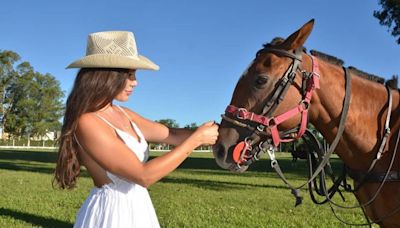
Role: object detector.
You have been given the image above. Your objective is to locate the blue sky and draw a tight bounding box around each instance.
[1,1,399,126]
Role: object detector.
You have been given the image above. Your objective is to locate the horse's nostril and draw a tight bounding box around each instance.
[217,144,226,159]
[213,144,226,160]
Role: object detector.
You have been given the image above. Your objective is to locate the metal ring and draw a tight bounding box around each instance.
[236,108,247,120]
[299,100,310,110]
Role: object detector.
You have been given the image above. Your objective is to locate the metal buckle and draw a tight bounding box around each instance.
[236,108,247,120]
[299,100,310,110]
[256,125,265,132]
[268,117,276,127]
[311,71,321,78]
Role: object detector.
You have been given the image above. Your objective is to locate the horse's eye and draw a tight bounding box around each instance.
[255,76,268,87]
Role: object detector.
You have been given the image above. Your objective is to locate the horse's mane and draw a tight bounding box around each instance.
[261,38,394,87]
[310,50,344,66]
[386,75,398,89]
[348,66,385,84]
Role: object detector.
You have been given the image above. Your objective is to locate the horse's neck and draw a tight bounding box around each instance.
[309,61,400,170]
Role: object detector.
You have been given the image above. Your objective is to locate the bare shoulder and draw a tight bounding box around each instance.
[119,106,149,125]
[76,112,115,140]
[77,113,103,132]
[119,106,169,142]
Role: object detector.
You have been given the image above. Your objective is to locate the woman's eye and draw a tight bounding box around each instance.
[255,77,268,86]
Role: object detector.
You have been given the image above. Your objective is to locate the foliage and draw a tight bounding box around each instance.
[0,51,20,127]
[0,149,374,227]
[0,50,64,139]
[156,118,179,128]
[374,0,400,44]
[184,122,198,130]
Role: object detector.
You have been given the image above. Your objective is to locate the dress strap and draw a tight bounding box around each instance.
[94,113,119,131]
[116,106,132,122]
[116,106,145,140]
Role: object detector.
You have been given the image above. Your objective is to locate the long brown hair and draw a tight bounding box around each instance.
[54,68,130,189]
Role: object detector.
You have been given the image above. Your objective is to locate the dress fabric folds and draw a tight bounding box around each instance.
[74,107,160,228]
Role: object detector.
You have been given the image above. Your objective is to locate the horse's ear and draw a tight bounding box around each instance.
[280,19,314,50]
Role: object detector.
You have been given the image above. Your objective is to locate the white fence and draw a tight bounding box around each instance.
[0,146,57,150]
[0,146,212,152]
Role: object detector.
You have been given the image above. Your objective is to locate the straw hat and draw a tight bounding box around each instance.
[67,31,159,70]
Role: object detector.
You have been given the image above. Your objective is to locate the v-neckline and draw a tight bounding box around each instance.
[114,121,142,143]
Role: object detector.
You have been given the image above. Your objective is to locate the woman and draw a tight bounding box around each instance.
[54,31,219,227]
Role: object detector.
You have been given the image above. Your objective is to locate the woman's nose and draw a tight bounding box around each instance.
[130,80,138,87]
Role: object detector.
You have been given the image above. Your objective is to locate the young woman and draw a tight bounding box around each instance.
[54,31,219,228]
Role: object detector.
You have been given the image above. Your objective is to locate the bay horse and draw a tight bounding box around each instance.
[213,19,400,227]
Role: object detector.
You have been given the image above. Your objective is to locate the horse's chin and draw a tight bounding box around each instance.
[214,156,249,173]
[229,164,249,173]
[213,143,249,173]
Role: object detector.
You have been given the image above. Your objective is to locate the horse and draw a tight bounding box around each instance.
[213,19,400,227]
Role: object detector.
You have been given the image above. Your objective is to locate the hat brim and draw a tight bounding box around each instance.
[66,54,159,71]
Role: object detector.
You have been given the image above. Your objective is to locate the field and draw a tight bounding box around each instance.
[0,149,376,227]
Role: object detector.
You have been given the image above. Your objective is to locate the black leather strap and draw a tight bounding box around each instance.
[347,167,400,182]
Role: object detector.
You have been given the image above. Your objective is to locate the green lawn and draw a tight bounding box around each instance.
[0,149,376,227]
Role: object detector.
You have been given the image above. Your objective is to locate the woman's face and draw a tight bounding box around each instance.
[114,70,137,102]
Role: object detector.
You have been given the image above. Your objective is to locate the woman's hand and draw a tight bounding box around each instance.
[190,121,219,147]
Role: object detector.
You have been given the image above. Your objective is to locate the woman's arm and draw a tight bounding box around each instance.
[76,113,218,188]
[121,107,196,145]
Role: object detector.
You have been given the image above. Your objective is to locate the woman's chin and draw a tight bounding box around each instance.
[114,96,129,102]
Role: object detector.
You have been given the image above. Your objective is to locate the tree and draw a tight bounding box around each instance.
[374,0,400,44]
[184,122,198,130]
[154,119,179,150]
[156,119,179,128]
[0,50,20,138]
[3,60,64,144]
[3,61,34,139]
[29,72,64,140]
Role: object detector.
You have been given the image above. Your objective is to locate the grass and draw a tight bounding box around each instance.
[0,149,377,227]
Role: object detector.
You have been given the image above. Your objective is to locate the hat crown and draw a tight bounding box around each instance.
[66,30,159,70]
[86,31,139,60]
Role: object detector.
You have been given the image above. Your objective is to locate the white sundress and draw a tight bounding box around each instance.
[74,106,160,228]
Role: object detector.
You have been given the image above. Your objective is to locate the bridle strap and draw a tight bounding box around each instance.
[302,67,352,187]
[261,47,303,116]
[262,47,303,61]
[224,53,321,147]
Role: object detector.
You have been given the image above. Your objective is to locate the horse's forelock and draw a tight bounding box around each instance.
[258,37,307,55]
[263,37,285,48]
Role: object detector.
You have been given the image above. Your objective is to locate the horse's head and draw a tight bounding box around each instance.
[213,19,317,172]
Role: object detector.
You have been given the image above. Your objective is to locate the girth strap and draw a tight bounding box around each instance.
[347,168,400,182]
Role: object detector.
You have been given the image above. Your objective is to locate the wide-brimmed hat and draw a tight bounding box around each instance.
[67,31,159,70]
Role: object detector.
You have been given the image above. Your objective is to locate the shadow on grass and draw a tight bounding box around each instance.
[159,176,290,191]
[151,155,344,175]
[0,161,55,174]
[0,150,57,163]
[0,208,72,228]
[0,150,91,177]
[0,150,343,178]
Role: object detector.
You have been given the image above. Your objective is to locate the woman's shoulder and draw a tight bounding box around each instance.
[118,106,153,126]
[77,112,109,133]
[78,112,99,125]
[118,106,142,120]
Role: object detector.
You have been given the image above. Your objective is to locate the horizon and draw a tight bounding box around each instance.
[1,0,399,126]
